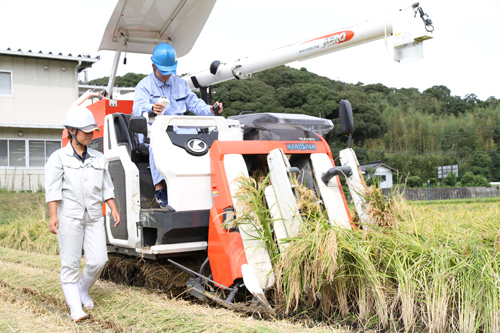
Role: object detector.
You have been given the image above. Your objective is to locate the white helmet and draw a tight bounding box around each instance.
[64,106,100,132]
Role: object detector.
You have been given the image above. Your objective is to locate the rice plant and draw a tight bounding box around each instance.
[0,195,58,255]
[2,175,499,332]
[230,172,500,332]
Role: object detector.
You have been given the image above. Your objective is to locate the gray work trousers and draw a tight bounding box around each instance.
[58,210,108,284]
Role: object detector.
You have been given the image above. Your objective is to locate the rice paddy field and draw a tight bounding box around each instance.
[0,190,499,332]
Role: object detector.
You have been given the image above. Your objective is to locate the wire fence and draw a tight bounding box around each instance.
[0,171,45,192]
[381,186,500,201]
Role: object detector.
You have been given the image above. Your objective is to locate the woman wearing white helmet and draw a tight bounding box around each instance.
[45,105,120,321]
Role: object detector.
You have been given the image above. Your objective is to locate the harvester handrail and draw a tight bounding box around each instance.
[152,115,240,134]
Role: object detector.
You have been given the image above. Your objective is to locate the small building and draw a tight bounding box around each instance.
[359,161,398,189]
[0,48,99,191]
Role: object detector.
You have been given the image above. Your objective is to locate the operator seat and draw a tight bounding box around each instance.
[111,113,149,163]
[111,113,156,208]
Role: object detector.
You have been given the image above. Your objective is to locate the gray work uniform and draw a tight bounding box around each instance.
[45,143,115,283]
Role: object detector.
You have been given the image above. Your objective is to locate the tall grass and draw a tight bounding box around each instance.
[233,174,500,332]
[2,180,499,331]
[0,194,57,255]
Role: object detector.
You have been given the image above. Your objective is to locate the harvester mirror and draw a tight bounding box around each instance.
[339,99,354,136]
[128,116,148,136]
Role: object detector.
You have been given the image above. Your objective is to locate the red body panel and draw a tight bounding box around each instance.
[208,206,248,287]
[62,99,134,146]
[61,100,134,215]
[208,137,354,287]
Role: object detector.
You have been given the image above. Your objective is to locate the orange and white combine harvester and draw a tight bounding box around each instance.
[71,0,434,312]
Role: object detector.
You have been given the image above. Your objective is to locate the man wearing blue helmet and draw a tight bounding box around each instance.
[133,43,223,208]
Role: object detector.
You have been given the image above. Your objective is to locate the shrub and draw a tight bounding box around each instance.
[407,176,422,188]
[460,172,475,187]
[473,174,490,187]
[443,171,457,186]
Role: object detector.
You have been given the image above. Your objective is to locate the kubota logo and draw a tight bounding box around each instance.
[186,138,208,155]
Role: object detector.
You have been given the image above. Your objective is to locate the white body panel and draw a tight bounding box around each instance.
[241,264,275,314]
[310,153,351,229]
[104,114,243,253]
[150,116,241,211]
[223,154,274,290]
[136,242,207,255]
[104,115,142,249]
[266,149,301,251]
[264,185,285,252]
[339,148,372,228]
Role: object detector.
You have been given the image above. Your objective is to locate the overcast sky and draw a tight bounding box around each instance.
[0,0,498,100]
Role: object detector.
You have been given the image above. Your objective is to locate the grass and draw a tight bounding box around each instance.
[1,190,500,332]
[0,193,348,332]
[231,175,500,332]
[0,192,57,255]
[0,192,48,225]
[0,247,338,333]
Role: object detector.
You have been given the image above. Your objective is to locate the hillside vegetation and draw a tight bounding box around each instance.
[89,66,500,184]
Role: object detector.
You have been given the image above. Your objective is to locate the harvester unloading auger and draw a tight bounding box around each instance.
[71,0,434,314]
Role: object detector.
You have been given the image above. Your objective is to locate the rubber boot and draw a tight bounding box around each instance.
[62,282,89,322]
[79,269,97,310]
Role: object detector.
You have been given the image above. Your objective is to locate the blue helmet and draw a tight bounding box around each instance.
[151,43,177,75]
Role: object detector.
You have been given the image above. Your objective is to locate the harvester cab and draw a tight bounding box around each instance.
[72,0,434,313]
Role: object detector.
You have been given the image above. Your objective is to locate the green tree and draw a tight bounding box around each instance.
[468,152,492,179]
[442,171,457,187]
[363,83,391,95]
[473,174,489,186]
[460,172,475,187]
[407,176,422,188]
[87,72,147,87]
[490,152,500,181]
[423,85,451,101]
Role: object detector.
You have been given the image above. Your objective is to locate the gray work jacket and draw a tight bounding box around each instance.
[45,143,115,219]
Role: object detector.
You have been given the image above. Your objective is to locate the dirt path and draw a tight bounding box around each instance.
[0,247,346,333]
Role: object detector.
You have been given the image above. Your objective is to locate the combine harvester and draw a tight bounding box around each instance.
[71,0,434,313]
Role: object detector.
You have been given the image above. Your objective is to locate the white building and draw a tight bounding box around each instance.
[360,161,398,189]
[0,48,99,191]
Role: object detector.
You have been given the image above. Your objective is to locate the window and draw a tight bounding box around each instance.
[0,71,13,96]
[29,141,45,167]
[46,141,60,162]
[0,139,61,168]
[0,140,6,167]
[9,140,25,167]
[380,175,387,182]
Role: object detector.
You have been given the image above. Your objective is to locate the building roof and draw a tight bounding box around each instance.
[0,48,99,73]
[359,160,398,172]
